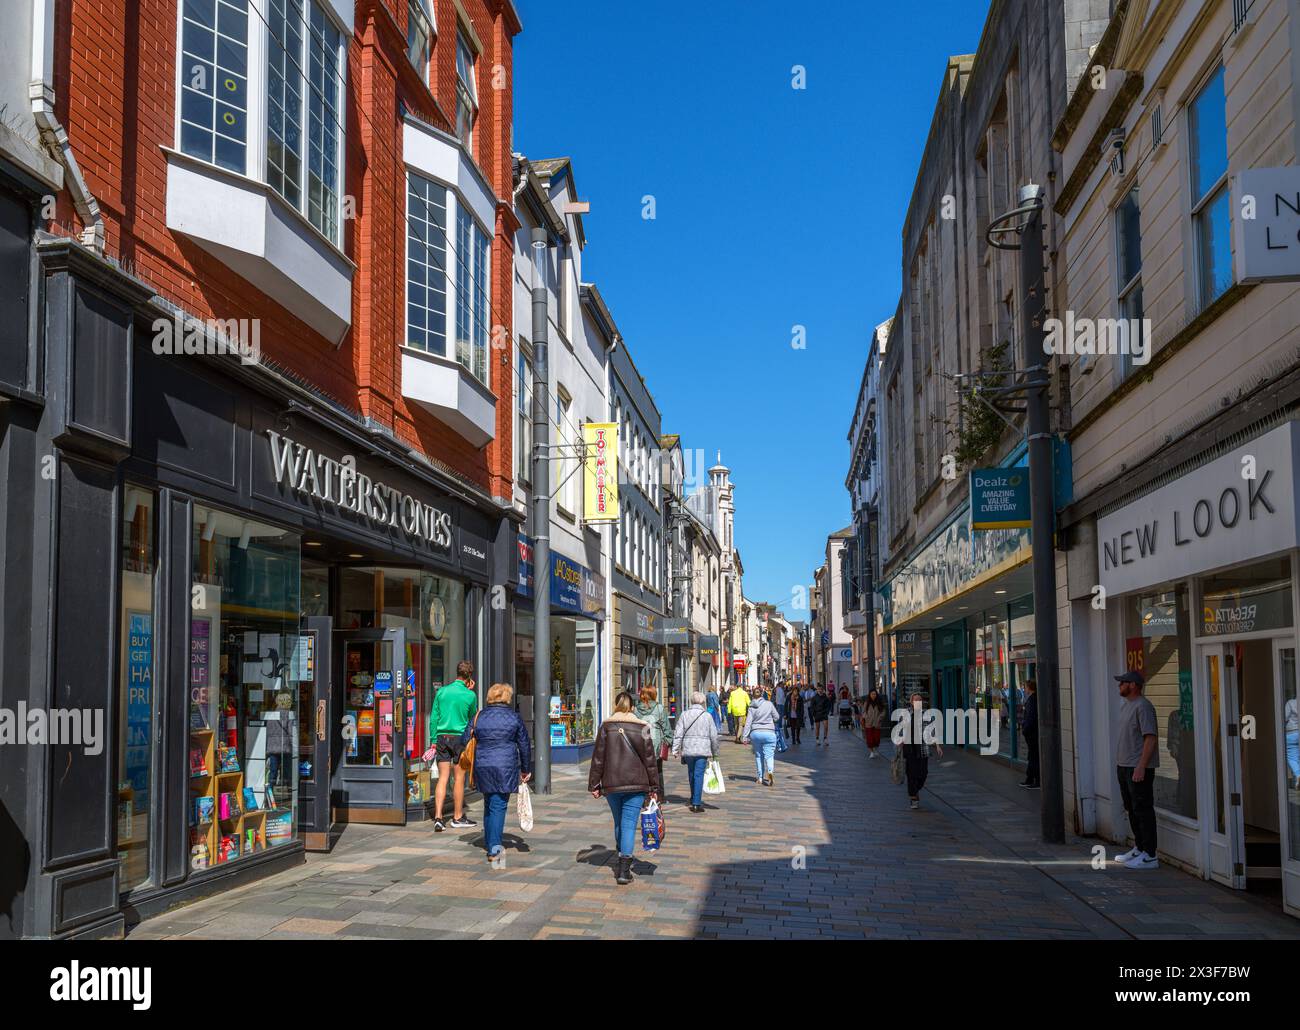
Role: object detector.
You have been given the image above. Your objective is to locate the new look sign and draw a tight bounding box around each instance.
[1096,422,1300,596]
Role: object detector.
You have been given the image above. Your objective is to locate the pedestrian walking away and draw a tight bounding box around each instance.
[635,685,672,795]
[1113,670,1160,870]
[742,690,780,786]
[727,683,751,743]
[672,692,720,812]
[862,689,885,757]
[1020,679,1040,789]
[787,686,804,744]
[461,683,532,862]
[706,686,722,730]
[810,687,832,746]
[901,692,943,809]
[588,691,661,886]
[429,660,479,831]
[837,686,853,730]
[722,686,736,737]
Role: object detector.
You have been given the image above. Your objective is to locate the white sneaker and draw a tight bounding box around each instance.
[1112,847,1141,866]
[1126,851,1159,870]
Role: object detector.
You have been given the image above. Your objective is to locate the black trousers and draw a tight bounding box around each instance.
[1023,730,1040,786]
[905,755,929,797]
[1117,764,1158,857]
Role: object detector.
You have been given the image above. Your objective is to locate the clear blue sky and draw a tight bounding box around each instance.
[514,0,992,613]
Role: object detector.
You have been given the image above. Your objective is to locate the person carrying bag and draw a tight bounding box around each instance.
[672,691,720,813]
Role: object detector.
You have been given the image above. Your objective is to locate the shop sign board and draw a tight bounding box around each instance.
[1234,167,1300,284]
[1096,422,1299,596]
[582,422,619,524]
[970,467,1031,530]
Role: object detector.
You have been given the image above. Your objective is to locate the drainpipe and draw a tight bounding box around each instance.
[29,0,104,252]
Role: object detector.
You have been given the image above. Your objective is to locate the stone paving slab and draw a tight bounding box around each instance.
[127,724,1300,940]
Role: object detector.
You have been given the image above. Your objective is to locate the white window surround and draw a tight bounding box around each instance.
[403,116,497,233]
[164,147,354,343]
[401,346,496,446]
[167,0,353,344]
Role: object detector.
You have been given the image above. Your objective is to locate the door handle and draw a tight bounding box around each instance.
[316,700,326,741]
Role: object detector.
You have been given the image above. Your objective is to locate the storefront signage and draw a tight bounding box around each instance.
[970,467,1031,530]
[266,430,454,552]
[517,534,604,618]
[552,555,585,613]
[1200,578,1293,636]
[1096,422,1299,596]
[582,422,619,524]
[620,601,661,644]
[661,618,691,646]
[1233,167,1300,284]
[698,634,720,658]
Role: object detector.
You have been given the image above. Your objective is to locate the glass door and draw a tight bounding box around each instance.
[1203,643,1246,888]
[331,628,407,821]
[1274,643,1300,915]
[295,617,333,849]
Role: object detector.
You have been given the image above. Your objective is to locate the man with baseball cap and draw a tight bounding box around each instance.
[1113,669,1159,869]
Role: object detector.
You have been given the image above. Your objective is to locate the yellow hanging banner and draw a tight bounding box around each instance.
[582,422,619,524]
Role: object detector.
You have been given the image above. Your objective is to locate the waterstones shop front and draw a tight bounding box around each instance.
[0,244,515,937]
[881,499,1038,767]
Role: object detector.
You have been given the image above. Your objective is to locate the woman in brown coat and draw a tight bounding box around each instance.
[589,691,661,885]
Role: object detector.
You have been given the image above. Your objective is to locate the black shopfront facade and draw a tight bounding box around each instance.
[0,236,517,938]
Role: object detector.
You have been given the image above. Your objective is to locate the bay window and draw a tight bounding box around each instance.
[455,202,490,383]
[179,0,250,174]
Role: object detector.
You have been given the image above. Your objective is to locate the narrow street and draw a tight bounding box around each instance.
[129,729,1300,941]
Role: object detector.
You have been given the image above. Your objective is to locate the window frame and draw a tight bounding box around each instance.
[516,337,533,486]
[1187,64,1232,312]
[1114,185,1143,381]
[455,26,478,152]
[406,0,434,85]
[404,168,450,356]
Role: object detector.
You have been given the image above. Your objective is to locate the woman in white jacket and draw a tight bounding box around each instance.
[672,692,720,813]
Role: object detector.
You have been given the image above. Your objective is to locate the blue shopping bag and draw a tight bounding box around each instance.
[776,726,789,753]
[640,798,664,851]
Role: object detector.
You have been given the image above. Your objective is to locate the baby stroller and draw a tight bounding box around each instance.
[837,700,853,730]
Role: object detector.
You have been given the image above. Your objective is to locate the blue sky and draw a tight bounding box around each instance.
[514,0,992,613]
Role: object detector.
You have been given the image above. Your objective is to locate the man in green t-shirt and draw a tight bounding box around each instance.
[431,660,479,831]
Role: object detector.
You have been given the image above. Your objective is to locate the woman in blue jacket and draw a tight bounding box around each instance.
[461,683,532,861]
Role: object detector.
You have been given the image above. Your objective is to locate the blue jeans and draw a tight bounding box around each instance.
[483,792,509,855]
[1287,730,1300,780]
[606,791,646,857]
[750,730,777,779]
[685,756,708,807]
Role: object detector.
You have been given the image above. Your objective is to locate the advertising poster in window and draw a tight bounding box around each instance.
[125,611,152,808]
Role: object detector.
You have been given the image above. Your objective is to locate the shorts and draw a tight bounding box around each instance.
[434,734,466,764]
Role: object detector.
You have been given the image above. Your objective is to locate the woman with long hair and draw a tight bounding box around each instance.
[589,691,660,885]
[862,688,886,758]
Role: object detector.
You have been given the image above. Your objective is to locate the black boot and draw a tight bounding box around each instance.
[615,856,633,885]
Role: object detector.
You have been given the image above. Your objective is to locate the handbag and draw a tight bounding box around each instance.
[516,781,534,832]
[458,713,481,788]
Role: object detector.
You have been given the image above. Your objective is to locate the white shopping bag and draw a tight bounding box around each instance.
[516,781,534,832]
[703,759,726,795]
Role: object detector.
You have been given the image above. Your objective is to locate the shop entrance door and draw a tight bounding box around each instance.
[296,616,335,850]
[332,628,407,824]
[1203,642,1248,888]
[1273,643,1300,916]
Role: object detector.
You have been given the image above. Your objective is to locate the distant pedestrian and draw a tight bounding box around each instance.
[787,687,804,744]
[810,687,832,746]
[722,686,736,737]
[727,683,751,743]
[672,692,719,812]
[706,686,722,730]
[862,689,885,757]
[462,683,532,862]
[837,686,853,730]
[901,692,943,810]
[742,690,781,786]
[589,691,661,886]
[635,686,672,791]
[1113,670,1159,870]
[1020,679,1040,789]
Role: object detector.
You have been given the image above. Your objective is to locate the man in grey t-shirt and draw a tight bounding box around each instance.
[1113,670,1160,869]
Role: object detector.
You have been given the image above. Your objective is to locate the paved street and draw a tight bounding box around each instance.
[128,727,1300,940]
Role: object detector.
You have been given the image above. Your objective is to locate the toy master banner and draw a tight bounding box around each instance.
[582,421,619,524]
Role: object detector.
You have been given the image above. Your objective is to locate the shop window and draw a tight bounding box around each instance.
[118,487,158,893]
[1122,584,1195,821]
[970,610,1008,753]
[190,506,301,870]
[543,617,599,746]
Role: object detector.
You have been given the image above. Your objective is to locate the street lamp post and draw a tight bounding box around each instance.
[530,227,552,796]
[985,183,1065,844]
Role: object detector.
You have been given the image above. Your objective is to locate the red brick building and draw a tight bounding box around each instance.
[0,0,526,937]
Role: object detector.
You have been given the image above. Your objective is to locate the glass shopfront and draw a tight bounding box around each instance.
[189,505,302,870]
[516,613,599,748]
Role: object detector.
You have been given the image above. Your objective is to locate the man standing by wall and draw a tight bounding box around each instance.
[1113,671,1159,870]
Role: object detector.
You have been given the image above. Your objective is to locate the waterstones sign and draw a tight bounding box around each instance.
[266,430,454,551]
[1096,422,1300,596]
